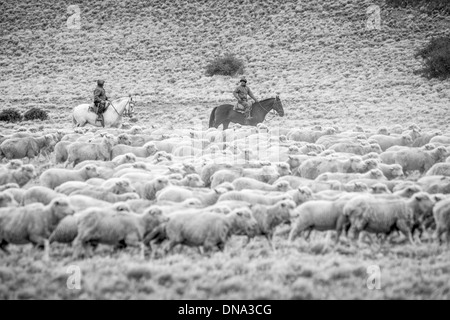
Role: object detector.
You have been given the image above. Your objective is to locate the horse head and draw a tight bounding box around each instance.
[272,95,284,117]
[124,95,135,117]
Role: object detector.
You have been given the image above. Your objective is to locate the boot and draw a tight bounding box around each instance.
[100,114,105,128]
[244,110,253,125]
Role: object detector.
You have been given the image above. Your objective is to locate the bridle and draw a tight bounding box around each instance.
[255,97,283,117]
[108,96,134,118]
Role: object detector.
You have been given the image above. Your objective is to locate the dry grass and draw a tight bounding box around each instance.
[1,0,450,300]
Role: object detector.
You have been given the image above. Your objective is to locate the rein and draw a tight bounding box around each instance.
[108,98,132,117]
[255,98,280,120]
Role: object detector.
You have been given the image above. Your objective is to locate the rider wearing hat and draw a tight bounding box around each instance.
[93,80,108,126]
[233,77,258,124]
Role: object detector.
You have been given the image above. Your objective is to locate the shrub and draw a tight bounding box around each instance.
[415,36,450,80]
[0,108,22,122]
[205,54,245,77]
[23,107,48,121]
[386,0,450,15]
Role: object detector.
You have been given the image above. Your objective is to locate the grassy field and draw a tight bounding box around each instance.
[1,0,450,300]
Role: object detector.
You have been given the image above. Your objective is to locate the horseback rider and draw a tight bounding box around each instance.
[233,77,258,124]
[93,80,108,125]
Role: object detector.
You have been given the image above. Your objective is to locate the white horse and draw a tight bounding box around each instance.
[72,96,135,128]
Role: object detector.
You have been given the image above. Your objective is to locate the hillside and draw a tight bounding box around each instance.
[0,0,450,130]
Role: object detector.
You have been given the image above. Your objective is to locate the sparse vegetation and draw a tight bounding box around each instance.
[23,108,49,121]
[0,108,22,123]
[1,0,450,300]
[386,0,450,15]
[415,36,450,80]
[205,54,245,77]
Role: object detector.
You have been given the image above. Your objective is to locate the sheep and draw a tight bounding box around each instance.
[343,181,370,193]
[145,199,203,216]
[54,140,72,164]
[40,165,100,189]
[65,135,116,168]
[0,191,18,208]
[0,159,23,172]
[380,146,448,174]
[157,186,230,206]
[369,135,413,151]
[218,190,292,206]
[413,131,442,148]
[73,206,167,258]
[241,166,280,184]
[342,192,434,244]
[22,186,65,206]
[430,135,450,145]
[289,198,351,243]
[200,163,234,187]
[287,128,336,143]
[71,189,140,203]
[0,135,56,161]
[0,183,20,192]
[0,198,75,260]
[0,164,36,187]
[286,155,311,172]
[426,163,450,177]
[232,178,292,192]
[111,142,158,159]
[134,176,170,200]
[418,176,450,194]
[144,207,258,254]
[210,169,242,188]
[298,156,367,180]
[393,184,423,198]
[169,174,204,188]
[56,178,135,196]
[378,163,404,180]
[369,183,392,194]
[328,142,382,156]
[433,198,450,245]
[249,200,296,251]
[49,202,133,245]
[316,169,387,184]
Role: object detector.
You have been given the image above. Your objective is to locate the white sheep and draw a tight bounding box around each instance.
[0,198,75,260]
[0,191,19,208]
[22,186,66,206]
[289,198,351,243]
[249,200,296,251]
[65,135,116,168]
[343,192,434,244]
[157,186,230,206]
[49,202,133,245]
[144,207,258,254]
[73,206,167,259]
[111,142,158,159]
[40,165,100,189]
[0,164,36,187]
[433,198,450,245]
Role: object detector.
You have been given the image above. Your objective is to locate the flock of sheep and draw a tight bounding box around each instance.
[1,122,450,261]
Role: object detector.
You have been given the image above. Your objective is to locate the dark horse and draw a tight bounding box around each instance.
[209,96,284,130]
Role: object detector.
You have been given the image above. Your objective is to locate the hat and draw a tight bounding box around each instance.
[239,77,247,83]
[97,80,105,85]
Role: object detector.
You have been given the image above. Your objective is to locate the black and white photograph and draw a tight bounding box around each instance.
[0,0,450,301]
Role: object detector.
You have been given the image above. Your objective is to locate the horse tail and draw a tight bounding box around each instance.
[209,107,217,128]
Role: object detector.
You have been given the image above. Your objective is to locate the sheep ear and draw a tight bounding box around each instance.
[236,210,243,216]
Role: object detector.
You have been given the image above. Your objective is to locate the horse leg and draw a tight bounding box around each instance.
[222,121,230,131]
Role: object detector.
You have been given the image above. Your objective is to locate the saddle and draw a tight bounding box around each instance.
[233,101,253,114]
[89,102,109,127]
